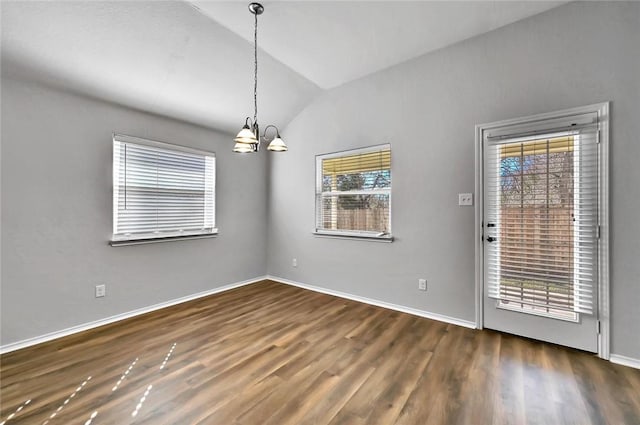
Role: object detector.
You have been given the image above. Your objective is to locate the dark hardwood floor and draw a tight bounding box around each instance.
[1,280,639,424]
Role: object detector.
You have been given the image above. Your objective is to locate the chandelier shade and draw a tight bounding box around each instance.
[267,137,288,152]
[233,141,256,154]
[234,124,258,144]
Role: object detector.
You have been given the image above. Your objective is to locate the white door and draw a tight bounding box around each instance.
[480,105,608,353]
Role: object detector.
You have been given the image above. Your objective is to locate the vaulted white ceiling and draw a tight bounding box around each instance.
[1,1,320,134]
[192,1,566,90]
[1,1,565,133]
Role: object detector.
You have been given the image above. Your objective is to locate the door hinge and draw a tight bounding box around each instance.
[596,225,601,240]
[597,320,601,334]
[596,129,601,144]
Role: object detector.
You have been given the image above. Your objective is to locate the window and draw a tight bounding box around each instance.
[111,134,216,245]
[315,144,392,240]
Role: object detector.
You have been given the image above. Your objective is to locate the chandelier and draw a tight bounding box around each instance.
[233,2,287,153]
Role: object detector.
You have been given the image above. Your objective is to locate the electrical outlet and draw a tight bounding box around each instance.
[292,258,297,268]
[458,193,473,206]
[95,284,106,298]
[418,279,427,291]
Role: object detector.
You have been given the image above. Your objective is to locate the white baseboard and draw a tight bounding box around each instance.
[0,276,267,354]
[610,354,640,370]
[268,275,477,329]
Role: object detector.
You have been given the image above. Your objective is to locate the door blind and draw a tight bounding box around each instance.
[112,135,216,242]
[485,123,599,315]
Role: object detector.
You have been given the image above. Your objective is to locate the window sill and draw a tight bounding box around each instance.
[312,231,393,243]
[110,233,218,246]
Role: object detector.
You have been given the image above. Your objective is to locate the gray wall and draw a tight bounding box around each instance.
[1,77,268,346]
[267,2,640,359]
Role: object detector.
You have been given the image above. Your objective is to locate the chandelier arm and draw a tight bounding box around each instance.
[262,124,280,141]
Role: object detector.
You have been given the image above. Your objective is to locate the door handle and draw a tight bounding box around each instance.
[487,236,497,243]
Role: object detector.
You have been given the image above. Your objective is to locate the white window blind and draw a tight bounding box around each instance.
[484,114,599,315]
[315,144,391,239]
[112,134,216,243]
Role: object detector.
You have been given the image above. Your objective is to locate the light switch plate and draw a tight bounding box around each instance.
[458,193,473,206]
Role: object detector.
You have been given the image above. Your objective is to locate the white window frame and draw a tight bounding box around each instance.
[111,134,217,246]
[314,144,393,242]
[475,102,610,359]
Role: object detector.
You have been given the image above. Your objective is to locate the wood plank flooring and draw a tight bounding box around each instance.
[1,280,639,424]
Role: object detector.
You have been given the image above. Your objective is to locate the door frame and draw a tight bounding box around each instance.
[474,102,610,359]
